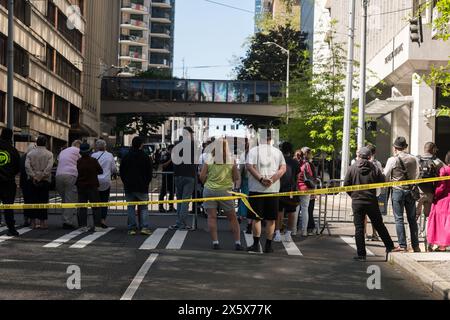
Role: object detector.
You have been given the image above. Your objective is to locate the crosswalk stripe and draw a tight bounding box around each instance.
[121,253,159,300]
[43,229,87,248]
[166,230,188,250]
[340,236,375,256]
[69,228,114,249]
[139,228,168,250]
[0,228,32,243]
[282,240,303,256]
[0,226,8,234]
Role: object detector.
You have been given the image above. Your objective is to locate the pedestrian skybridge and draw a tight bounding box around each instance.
[101,77,286,118]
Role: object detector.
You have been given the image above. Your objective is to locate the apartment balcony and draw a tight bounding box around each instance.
[120,19,148,30]
[120,35,148,46]
[121,2,149,14]
[147,63,171,69]
[119,51,148,62]
[149,30,171,39]
[151,0,172,9]
[149,46,171,54]
[150,12,171,24]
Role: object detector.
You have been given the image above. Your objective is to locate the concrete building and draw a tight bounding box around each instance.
[118,0,175,76]
[313,0,450,162]
[0,0,121,152]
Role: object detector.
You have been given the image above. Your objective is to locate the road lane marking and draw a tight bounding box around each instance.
[165,230,188,250]
[121,253,158,300]
[0,228,32,243]
[282,240,303,256]
[243,232,263,252]
[0,226,8,234]
[340,236,375,256]
[139,228,168,250]
[69,227,114,249]
[43,229,87,248]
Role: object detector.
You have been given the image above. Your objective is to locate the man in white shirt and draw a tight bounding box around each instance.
[246,130,286,254]
[91,139,117,228]
[56,140,81,229]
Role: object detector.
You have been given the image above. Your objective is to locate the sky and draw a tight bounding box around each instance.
[173,0,255,136]
[173,0,255,80]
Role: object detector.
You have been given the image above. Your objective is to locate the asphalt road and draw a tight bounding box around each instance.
[0,214,441,300]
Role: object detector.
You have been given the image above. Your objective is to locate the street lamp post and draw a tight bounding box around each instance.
[7,0,14,130]
[264,42,290,124]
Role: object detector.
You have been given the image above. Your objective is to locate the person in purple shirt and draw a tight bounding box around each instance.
[55,140,81,229]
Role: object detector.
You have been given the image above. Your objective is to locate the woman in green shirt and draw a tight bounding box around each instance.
[200,138,242,250]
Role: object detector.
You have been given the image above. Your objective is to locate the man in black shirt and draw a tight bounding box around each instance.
[274,142,300,243]
[170,127,197,230]
[0,128,21,236]
[344,147,400,261]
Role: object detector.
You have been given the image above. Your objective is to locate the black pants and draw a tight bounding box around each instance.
[99,188,110,220]
[307,198,316,230]
[77,188,101,227]
[21,180,33,220]
[159,175,174,206]
[29,181,50,220]
[0,181,17,230]
[352,202,394,257]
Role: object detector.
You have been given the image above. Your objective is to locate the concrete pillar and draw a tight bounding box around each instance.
[411,73,435,156]
[391,104,411,152]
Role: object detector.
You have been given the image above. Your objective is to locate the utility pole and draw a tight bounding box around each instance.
[340,0,356,181]
[286,49,290,124]
[7,0,14,130]
[357,0,368,150]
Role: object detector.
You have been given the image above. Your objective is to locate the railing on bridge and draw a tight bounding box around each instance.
[101,77,284,104]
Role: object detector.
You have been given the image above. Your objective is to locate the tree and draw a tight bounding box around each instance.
[423,0,450,97]
[233,24,309,128]
[114,114,168,144]
[279,23,359,178]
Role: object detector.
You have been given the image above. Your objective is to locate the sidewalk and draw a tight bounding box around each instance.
[389,252,450,300]
[327,222,450,300]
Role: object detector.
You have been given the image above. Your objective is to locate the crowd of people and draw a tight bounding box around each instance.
[1,126,449,259]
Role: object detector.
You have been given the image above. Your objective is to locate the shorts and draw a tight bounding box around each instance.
[278,196,299,213]
[248,192,279,221]
[202,188,235,212]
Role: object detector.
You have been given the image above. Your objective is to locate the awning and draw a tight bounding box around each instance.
[365,96,414,118]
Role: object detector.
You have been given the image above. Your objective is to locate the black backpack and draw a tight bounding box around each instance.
[417,156,439,192]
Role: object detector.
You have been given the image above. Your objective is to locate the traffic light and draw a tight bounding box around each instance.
[410,15,423,45]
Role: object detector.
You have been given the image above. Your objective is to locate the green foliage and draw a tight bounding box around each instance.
[233,24,309,128]
[280,27,359,162]
[115,114,168,138]
[136,69,174,80]
[423,0,450,96]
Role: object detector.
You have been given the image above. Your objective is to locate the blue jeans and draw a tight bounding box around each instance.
[125,192,150,230]
[392,189,419,249]
[175,176,195,228]
[297,195,311,233]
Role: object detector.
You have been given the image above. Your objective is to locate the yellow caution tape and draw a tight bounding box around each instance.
[1,176,449,212]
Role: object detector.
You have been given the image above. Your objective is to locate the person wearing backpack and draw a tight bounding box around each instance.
[384,137,421,252]
[416,142,445,220]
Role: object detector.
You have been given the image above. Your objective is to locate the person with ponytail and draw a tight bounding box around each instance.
[296,147,316,237]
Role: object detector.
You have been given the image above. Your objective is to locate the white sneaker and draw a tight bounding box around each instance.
[79,226,89,233]
[273,232,282,242]
[291,229,297,236]
[284,233,293,242]
[302,231,308,237]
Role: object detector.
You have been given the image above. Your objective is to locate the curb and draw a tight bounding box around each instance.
[389,253,450,300]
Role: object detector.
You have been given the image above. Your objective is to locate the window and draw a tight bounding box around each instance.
[47,0,56,26]
[0,0,31,26]
[14,44,29,77]
[0,91,5,123]
[55,95,69,123]
[46,44,55,71]
[0,33,6,66]
[57,10,83,52]
[43,89,53,116]
[55,52,81,91]
[13,98,27,128]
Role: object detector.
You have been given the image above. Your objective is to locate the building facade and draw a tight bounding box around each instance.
[118,0,175,76]
[0,0,120,152]
[313,0,450,162]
